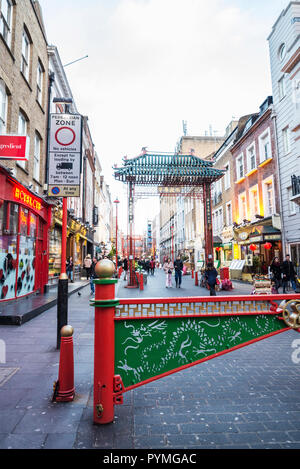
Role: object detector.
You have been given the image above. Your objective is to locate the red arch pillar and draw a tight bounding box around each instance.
[203,182,213,265]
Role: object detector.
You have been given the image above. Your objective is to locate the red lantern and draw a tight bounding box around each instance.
[264,242,272,250]
[249,244,257,252]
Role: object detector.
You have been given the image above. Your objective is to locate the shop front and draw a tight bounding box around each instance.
[0,168,51,301]
[234,219,282,274]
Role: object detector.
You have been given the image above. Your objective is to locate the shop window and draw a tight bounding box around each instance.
[17,231,35,297]
[0,201,17,300]
[9,202,18,234]
[29,212,36,238]
[19,207,28,235]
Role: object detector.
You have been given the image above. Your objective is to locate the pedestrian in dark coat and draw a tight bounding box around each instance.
[281,254,297,293]
[174,255,183,288]
[270,257,281,293]
[123,258,128,281]
[204,262,218,296]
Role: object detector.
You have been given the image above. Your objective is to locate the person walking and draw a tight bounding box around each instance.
[163,257,174,288]
[150,258,155,276]
[83,254,92,280]
[123,257,128,281]
[281,254,297,293]
[204,262,218,296]
[174,255,183,288]
[270,257,282,293]
[66,256,74,283]
[89,256,98,295]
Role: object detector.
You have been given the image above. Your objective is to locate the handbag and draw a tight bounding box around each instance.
[168,269,172,274]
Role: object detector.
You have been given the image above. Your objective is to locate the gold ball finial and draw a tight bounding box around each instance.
[95,259,116,278]
[61,325,74,337]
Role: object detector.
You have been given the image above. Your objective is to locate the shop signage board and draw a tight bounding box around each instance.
[48,113,82,197]
[0,135,29,161]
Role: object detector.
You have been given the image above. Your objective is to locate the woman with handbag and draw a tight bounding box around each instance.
[163,258,174,288]
[204,262,218,296]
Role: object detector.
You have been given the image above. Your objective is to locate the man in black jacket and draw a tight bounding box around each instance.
[174,255,183,288]
[281,254,296,293]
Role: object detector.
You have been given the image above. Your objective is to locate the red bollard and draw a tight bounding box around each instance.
[92,259,119,425]
[52,325,75,402]
[191,270,194,279]
[139,273,144,291]
[195,271,198,286]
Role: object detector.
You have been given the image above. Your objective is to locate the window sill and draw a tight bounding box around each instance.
[33,177,42,187]
[16,163,29,174]
[0,34,15,62]
[258,157,273,168]
[20,71,32,92]
[235,177,245,184]
[36,99,45,114]
[246,168,258,177]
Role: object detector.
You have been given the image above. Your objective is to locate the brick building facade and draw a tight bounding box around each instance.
[0,0,48,193]
[231,96,283,269]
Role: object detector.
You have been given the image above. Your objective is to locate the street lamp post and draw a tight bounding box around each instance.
[114,198,120,271]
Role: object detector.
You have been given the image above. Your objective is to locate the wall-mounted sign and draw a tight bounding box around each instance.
[239,231,249,240]
[48,113,82,197]
[0,135,29,161]
[14,187,41,211]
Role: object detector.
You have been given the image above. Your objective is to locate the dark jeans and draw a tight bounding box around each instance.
[209,283,216,296]
[90,276,95,294]
[175,270,182,286]
[283,278,296,293]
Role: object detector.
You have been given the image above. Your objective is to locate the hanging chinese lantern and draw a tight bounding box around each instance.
[249,244,257,252]
[263,242,272,250]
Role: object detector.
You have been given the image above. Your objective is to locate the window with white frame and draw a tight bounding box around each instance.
[34,132,41,181]
[246,143,256,172]
[18,110,28,169]
[36,60,44,105]
[249,185,259,221]
[288,187,296,215]
[262,176,275,217]
[278,76,286,100]
[0,79,8,134]
[236,154,244,180]
[224,162,230,190]
[282,126,290,155]
[238,192,247,223]
[0,0,12,47]
[21,28,30,81]
[226,201,232,226]
[259,128,271,162]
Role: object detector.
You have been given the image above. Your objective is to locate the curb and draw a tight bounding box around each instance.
[0,282,89,326]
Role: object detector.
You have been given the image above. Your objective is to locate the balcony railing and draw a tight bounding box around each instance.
[291,175,300,196]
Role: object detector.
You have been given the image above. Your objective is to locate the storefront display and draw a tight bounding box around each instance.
[0,168,51,301]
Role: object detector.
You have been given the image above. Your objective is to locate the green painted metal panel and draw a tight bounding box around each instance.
[115,315,288,388]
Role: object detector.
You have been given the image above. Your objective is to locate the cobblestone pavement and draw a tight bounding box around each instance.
[0,275,299,450]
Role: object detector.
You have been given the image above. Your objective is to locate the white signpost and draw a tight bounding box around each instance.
[48,113,82,197]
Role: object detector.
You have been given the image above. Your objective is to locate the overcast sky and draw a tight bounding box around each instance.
[38,0,289,234]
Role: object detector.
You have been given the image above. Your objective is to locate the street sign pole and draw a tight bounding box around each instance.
[57,197,68,349]
[47,111,82,349]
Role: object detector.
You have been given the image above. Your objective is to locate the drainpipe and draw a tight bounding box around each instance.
[271,109,286,256]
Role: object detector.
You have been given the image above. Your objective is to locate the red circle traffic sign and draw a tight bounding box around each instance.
[55,127,76,146]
